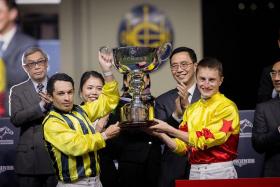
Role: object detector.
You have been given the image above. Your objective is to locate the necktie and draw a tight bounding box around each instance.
[188,91,192,103]
[37,83,44,93]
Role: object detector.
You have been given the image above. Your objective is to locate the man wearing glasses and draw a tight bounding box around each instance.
[9,47,57,187]
[155,47,200,187]
[252,58,280,177]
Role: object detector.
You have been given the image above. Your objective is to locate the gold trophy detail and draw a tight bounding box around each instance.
[100,43,172,128]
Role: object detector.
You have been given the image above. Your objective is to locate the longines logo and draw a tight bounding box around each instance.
[0,165,14,174]
[118,4,174,47]
[239,119,253,138]
[233,158,255,167]
[0,126,14,145]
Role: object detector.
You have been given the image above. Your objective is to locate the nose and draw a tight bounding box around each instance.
[34,62,41,69]
[92,88,98,95]
[274,73,280,80]
[64,93,71,101]
[202,79,212,87]
[176,64,184,72]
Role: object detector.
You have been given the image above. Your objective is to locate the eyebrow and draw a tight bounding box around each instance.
[27,58,45,62]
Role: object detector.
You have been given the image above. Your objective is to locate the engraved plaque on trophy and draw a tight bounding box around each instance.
[100,43,172,128]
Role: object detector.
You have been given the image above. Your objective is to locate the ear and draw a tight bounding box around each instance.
[22,65,29,75]
[219,76,224,86]
[47,94,53,102]
[9,8,18,22]
[193,62,198,72]
[79,92,84,101]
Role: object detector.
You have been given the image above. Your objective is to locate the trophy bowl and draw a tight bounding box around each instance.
[100,43,172,128]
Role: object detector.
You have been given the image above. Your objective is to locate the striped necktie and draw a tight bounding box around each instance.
[37,83,44,93]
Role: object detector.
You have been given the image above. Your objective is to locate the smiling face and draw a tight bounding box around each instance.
[23,51,48,82]
[170,51,197,86]
[49,80,74,113]
[81,76,104,102]
[0,0,17,34]
[196,67,223,100]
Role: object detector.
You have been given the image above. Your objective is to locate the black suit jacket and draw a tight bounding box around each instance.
[4,29,37,116]
[100,93,162,187]
[9,79,54,175]
[252,98,280,177]
[155,86,200,187]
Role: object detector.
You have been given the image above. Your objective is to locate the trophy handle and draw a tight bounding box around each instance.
[157,43,172,62]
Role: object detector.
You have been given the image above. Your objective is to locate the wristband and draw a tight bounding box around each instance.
[103,71,113,77]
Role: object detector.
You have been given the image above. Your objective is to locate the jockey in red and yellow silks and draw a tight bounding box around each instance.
[174,92,240,164]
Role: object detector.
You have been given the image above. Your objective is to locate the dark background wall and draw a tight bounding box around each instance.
[202,0,280,109]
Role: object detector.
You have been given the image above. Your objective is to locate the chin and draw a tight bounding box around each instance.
[201,95,209,100]
[201,93,211,99]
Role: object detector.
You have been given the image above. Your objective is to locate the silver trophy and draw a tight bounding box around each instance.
[100,43,172,128]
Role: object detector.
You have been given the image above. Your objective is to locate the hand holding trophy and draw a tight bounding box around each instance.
[98,47,113,72]
[100,43,172,128]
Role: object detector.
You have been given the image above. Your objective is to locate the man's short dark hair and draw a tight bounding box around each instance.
[47,73,74,96]
[196,57,224,77]
[169,47,197,64]
[3,0,17,10]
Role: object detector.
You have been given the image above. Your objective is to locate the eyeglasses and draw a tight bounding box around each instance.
[24,59,47,69]
[170,61,193,71]
[270,70,280,78]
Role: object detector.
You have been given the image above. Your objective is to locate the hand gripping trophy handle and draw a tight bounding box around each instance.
[100,43,172,128]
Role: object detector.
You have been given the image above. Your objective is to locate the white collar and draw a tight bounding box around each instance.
[31,77,48,91]
[0,26,17,51]
[188,82,196,96]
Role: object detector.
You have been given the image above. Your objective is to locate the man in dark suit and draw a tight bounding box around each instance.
[103,73,162,187]
[9,47,56,187]
[155,47,200,187]
[252,59,280,177]
[257,28,280,103]
[0,0,37,116]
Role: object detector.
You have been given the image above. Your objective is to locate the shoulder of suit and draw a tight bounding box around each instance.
[10,79,31,92]
[156,88,177,101]
[14,31,37,43]
[257,98,280,108]
[12,32,37,51]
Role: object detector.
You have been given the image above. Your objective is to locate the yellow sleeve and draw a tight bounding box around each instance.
[82,80,119,122]
[173,138,188,156]
[0,59,6,92]
[189,103,239,150]
[44,117,106,157]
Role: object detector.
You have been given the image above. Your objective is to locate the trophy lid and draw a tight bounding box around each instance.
[112,43,172,74]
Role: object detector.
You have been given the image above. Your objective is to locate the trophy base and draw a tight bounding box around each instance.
[120,120,158,129]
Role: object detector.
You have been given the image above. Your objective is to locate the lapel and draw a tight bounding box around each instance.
[23,79,41,105]
[268,99,280,126]
[169,89,178,108]
[3,30,19,60]
[191,85,200,103]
